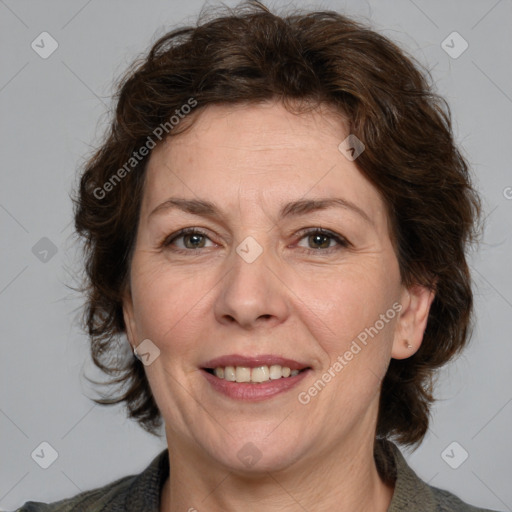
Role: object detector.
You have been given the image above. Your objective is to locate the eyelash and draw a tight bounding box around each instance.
[162,227,350,255]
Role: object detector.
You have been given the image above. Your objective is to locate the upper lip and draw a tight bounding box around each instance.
[201,354,310,371]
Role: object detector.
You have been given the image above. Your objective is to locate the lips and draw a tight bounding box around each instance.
[201,354,310,371]
[200,354,312,400]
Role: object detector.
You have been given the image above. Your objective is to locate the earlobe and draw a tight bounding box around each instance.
[391,284,436,360]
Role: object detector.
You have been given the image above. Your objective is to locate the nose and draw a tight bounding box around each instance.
[213,243,290,330]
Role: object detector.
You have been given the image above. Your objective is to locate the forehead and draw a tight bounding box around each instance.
[141,101,387,226]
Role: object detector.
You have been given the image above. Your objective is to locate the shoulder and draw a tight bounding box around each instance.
[13,473,137,512]
[428,485,499,511]
[377,440,501,512]
[13,449,169,512]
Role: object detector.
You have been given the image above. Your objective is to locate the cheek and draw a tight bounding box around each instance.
[296,263,399,355]
[131,265,207,345]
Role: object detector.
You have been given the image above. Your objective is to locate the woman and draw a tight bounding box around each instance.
[16,1,498,511]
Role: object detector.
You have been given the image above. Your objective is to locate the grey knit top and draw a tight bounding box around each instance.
[15,440,499,511]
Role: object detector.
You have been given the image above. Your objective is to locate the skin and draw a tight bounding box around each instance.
[122,100,435,512]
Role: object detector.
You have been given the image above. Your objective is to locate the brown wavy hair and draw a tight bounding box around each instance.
[73,0,482,446]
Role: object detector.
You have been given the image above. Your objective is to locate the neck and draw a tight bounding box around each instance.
[160,432,395,512]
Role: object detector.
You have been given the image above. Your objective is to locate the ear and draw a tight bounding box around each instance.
[391,283,436,360]
[122,284,138,351]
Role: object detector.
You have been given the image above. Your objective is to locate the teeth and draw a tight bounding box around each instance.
[252,366,270,382]
[224,366,236,381]
[269,364,283,379]
[235,366,251,382]
[210,365,303,383]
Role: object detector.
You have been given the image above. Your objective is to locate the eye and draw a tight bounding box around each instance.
[295,228,349,253]
[162,227,350,254]
[163,228,215,251]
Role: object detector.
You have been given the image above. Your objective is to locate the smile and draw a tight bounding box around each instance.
[205,364,305,383]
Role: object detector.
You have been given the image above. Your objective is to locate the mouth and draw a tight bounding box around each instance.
[200,355,312,401]
[202,365,309,383]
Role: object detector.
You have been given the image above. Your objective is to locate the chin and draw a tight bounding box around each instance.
[206,432,309,475]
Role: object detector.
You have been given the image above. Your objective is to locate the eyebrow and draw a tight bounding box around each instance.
[149,197,373,225]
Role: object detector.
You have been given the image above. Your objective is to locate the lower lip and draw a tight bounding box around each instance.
[201,368,311,401]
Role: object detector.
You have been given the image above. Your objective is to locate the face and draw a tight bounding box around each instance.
[123,100,433,474]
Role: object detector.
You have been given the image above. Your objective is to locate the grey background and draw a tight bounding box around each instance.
[1,0,511,510]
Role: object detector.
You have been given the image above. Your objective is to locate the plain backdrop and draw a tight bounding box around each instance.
[1,0,511,510]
